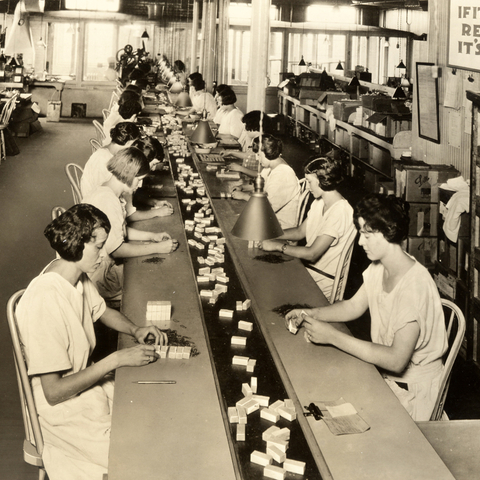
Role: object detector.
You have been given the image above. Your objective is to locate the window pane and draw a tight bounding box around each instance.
[65,0,119,12]
[51,23,78,77]
[84,23,116,81]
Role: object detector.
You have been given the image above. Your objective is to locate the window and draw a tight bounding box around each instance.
[65,0,120,12]
[83,23,117,81]
[49,22,79,77]
[229,2,279,21]
[306,5,356,24]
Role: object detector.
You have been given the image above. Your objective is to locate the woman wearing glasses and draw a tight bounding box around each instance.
[260,156,355,301]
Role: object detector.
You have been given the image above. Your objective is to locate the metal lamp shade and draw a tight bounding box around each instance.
[176,91,193,107]
[392,86,406,99]
[231,191,284,241]
[190,120,216,144]
[348,76,360,88]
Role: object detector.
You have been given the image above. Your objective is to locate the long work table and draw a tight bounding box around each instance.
[194,158,455,480]
[107,112,455,480]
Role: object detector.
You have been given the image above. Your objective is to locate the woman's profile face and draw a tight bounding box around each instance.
[131,174,146,193]
[357,218,389,261]
[78,227,108,274]
[215,94,223,107]
[305,173,323,198]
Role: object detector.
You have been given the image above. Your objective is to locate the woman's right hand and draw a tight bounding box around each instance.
[285,309,310,329]
[155,239,179,254]
[116,344,159,368]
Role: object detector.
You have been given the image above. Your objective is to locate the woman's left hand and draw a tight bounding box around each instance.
[134,326,168,346]
[303,316,336,345]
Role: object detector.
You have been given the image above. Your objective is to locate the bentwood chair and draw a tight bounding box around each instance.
[7,289,47,480]
[108,91,119,112]
[90,137,102,153]
[329,228,358,304]
[65,163,83,204]
[295,186,311,227]
[430,299,466,421]
[102,109,110,122]
[0,92,19,164]
[92,119,106,144]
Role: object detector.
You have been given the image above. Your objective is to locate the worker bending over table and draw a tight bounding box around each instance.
[261,156,355,301]
[82,148,178,302]
[16,204,167,480]
[286,194,448,421]
[82,122,173,221]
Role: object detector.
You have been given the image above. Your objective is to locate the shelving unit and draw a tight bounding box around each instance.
[467,90,480,364]
[278,90,409,188]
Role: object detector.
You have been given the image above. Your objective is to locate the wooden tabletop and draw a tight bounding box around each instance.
[107,195,237,480]
[198,177,454,479]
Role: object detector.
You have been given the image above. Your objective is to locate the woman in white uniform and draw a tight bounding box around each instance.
[16,204,167,480]
[261,157,355,300]
[286,194,448,421]
[82,147,178,301]
[230,134,300,229]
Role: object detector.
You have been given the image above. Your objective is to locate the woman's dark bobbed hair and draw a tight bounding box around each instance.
[110,122,141,146]
[44,204,111,262]
[354,193,410,244]
[303,156,344,191]
[219,87,237,105]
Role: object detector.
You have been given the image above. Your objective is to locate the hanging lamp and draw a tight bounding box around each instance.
[396,59,406,69]
[336,61,343,70]
[231,112,284,241]
[190,118,216,144]
[392,86,406,99]
[298,56,306,67]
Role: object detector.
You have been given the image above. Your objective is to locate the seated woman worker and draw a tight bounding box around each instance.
[16,204,167,480]
[286,194,448,421]
[82,147,178,301]
[260,156,355,301]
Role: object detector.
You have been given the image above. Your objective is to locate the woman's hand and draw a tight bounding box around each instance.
[152,238,179,253]
[228,162,243,172]
[151,231,172,242]
[231,189,249,201]
[153,204,174,217]
[303,316,336,345]
[134,325,168,346]
[116,344,159,368]
[285,309,310,329]
[260,239,282,252]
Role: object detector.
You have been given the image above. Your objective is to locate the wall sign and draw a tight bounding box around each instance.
[448,0,480,71]
[416,62,441,143]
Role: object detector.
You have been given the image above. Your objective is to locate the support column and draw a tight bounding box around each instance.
[190,0,200,73]
[247,0,271,112]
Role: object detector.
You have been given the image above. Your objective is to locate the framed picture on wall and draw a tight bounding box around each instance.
[447,0,480,72]
[416,62,441,144]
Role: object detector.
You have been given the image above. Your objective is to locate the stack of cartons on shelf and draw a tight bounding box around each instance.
[394,160,460,269]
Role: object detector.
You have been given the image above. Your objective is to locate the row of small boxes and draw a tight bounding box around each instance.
[154,345,192,359]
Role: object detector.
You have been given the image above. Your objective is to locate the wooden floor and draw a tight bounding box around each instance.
[0,119,478,478]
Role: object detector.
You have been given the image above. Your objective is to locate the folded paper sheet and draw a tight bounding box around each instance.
[315,397,370,435]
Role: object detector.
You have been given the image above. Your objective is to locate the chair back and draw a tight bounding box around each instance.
[109,91,120,111]
[330,228,357,304]
[298,177,308,193]
[65,163,83,204]
[92,119,106,143]
[0,92,19,126]
[90,138,102,153]
[7,290,47,480]
[295,187,311,227]
[51,206,66,221]
[430,299,466,421]
[102,109,110,122]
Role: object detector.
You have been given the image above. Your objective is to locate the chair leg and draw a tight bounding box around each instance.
[39,467,47,480]
[0,130,4,164]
